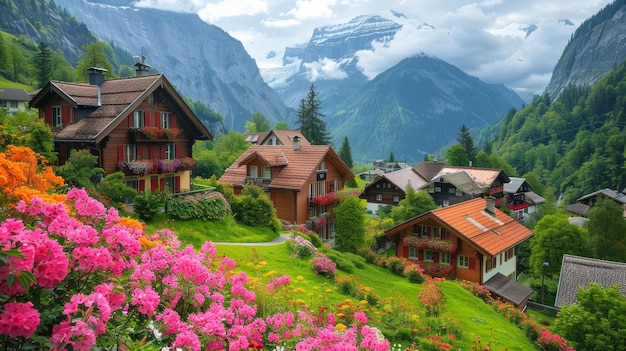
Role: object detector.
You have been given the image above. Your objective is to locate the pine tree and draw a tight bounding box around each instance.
[338,136,353,169]
[457,124,477,165]
[35,42,53,88]
[296,84,330,145]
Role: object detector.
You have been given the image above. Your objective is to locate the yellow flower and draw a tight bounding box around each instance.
[411,314,420,322]
[296,275,304,281]
[263,270,277,278]
[335,323,347,331]
[325,289,333,293]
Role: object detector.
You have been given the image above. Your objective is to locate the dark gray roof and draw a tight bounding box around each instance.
[484,272,534,307]
[525,191,546,205]
[578,188,626,205]
[0,87,32,101]
[555,254,626,307]
[565,203,589,217]
[504,177,527,193]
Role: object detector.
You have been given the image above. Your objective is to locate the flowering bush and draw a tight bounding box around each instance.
[164,128,181,139]
[537,328,576,351]
[403,237,457,253]
[159,158,182,173]
[287,234,318,258]
[402,263,426,284]
[311,252,337,279]
[0,189,392,351]
[418,262,453,277]
[122,159,157,175]
[418,278,445,317]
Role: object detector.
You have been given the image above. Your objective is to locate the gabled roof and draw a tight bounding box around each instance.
[432,170,486,195]
[484,272,534,307]
[504,177,529,194]
[0,87,32,102]
[555,254,626,307]
[413,161,446,180]
[577,188,626,205]
[219,144,354,190]
[243,132,268,144]
[259,130,310,147]
[565,203,590,217]
[524,191,546,205]
[29,74,212,143]
[386,198,533,257]
[381,168,429,192]
[435,166,510,187]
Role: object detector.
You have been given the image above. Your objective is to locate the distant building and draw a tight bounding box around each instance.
[565,188,626,218]
[503,177,546,221]
[0,87,32,115]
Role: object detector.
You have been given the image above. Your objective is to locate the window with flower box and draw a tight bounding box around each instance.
[409,247,418,259]
[124,144,136,162]
[165,144,175,160]
[458,255,469,268]
[133,110,144,128]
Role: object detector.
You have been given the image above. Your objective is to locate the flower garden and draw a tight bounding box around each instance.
[0,146,577,351]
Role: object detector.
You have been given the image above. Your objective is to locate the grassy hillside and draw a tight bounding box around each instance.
[215,242,539,350]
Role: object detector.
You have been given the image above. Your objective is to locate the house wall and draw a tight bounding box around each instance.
[428,182,473,207]
[360,178,405,206]
[272,190,298,224]
[482,249,517,284]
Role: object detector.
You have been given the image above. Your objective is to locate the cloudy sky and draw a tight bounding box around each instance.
[134,0,613,100]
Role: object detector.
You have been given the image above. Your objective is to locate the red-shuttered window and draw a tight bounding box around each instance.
[408,247,418,259]
[52,106,62,127]
[165,144,175,160]
[161,112,171,128]
[132,110,145,128]
[440,253,451,265]
[458,255,469,268]
[164,176,175,193]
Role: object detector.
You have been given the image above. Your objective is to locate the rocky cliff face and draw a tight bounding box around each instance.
[546,1,626,99]
[53,0,292,132]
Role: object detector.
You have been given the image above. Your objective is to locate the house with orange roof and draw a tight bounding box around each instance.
[360,161,510,214]
[385,197,533,286]
[219,135,354,241]
[29,64,212,194]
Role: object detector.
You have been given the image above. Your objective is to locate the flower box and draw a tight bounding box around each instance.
[403,236,457,253]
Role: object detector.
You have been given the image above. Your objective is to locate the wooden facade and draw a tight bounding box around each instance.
[30,69,212,194]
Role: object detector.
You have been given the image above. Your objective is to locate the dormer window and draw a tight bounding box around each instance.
[249,165,258,177]
[262,167,271,178]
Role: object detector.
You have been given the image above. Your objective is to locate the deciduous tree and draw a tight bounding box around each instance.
[586,198,626,262]
[390,186,438,224]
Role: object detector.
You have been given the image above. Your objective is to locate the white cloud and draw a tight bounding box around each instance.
[303,58,349,81]
[262,18,302,28]
[286,0,337,20]
[197,0,268,23]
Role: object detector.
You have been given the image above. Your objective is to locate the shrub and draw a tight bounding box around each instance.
[324,251,356,274]
[386,256,408,275]
[343,252,367,269]
[306,231,324,248]
[167,191,231,221]
[133,190,166,221]
[231,185,280,231]
[286,234,317,258]
[311,252,336,279]
[403,263,426,284]
[336,276,357,296]
[358,247,378,263]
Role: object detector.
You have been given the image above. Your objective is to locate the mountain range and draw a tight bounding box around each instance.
[3,0,626,164]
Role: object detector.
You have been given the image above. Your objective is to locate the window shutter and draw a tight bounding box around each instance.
[403,246,408,258]
[160,178,165,190]
[118,146,124,162]
[155,112,160,128]
[151,177,159,191]
[175,176,180,193]
[434,252,439,263]
[149,145,155,160]
[160,145,166,159]
[137,145,143,159]
[62,107,70,126]
[418,250,424,261]
[139,180,145,192]
[451,255,457,267]
[45,107,52,125]
[142,112,146,127]
[175,146,181,159]
[171,114,176,128]
[469,258,476,270]
[128,114,133,127]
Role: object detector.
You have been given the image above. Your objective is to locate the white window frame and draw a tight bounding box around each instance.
[424,250,434,262]
[458,255,469,268]
[124,144,136,163]
[409,247,418,259]
[376,193,383,201]
[393,195,400,203]
[161,111,171,129]
[440,253,451,265]
[133,110,145,128]
[165,144,175,161]
[249,165,258,177]
[52,106,62,127]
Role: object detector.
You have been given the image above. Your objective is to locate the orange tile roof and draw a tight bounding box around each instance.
[386,198,533,257]
[436,166,509,187]
[260,130,310,147]
[431,198,533,256]
[219,144,354,190]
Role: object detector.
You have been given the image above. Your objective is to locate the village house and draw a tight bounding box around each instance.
[361,161,510,213]
[29,64,212,194]
[565,187,626,218]
[385,197,534,307]
[219,134,354,241]
[504,177,546,221]
[0,87,32,116]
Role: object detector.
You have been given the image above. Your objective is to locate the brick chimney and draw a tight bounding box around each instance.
[87,67,107,106]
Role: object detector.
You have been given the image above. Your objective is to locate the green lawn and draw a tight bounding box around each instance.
[147,214,539,349]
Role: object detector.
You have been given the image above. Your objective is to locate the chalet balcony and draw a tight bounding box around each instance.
[403,236,457,253]
[246,177,271,189]
[130,127,181,142]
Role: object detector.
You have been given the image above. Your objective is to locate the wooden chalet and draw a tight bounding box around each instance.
[504,177,546,221]
[29,65,212,194]
[219,135,354,241]
[385,197,533,285]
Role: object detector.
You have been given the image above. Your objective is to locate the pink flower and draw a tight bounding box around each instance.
[0,302,40,338]
[354,311,368,324]
[132,285,160,316]
[172,329,201,351]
